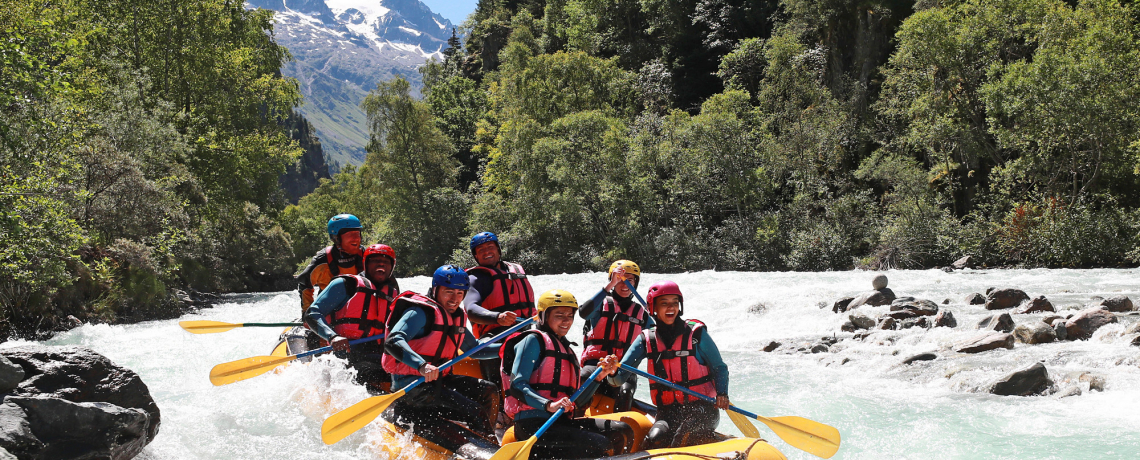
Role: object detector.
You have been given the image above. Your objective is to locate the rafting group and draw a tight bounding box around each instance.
[190,214,840,460]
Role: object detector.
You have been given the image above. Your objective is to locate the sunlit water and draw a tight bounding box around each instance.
[6,269,1140,459]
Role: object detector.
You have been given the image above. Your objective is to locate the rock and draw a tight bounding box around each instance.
[0,446,15,460]
[1054,385,1082,398]
[1042,315,1063,325]
[942,299,951,304]
[986,287,996,295]
[877,317,897,330]
[965,293,986,305]
[955,332,1015,354]
[951,255,975,269]
[849,313,876,330]
[762,341,781,352]
[1064,307,1118,340]
[1098,295,1133,313]
[831,297,855,313]
[941,266,954,273]
[1054,321,1068,341]
[985,288,1030,310]
[0,402,41,456]
[891,298,940,316]
[934,309,957,328]
[6,396,149,460]
[840,321,856,332]
[0,357,23,394]
[1059,372,1107,392]
[977,313,1015,333]
[990,363,1053,396]
[900,317,931,329]
[1126,322,1140,335]
[847,288,896,310]
[1017,296,1055,314]
[901,353,937,365]
[1013,322,1057,344]
[886,310,919,320]
[1132,335,1140,347]
[810,344,829,354]
[872,274,888,290]
[747,303,770,315]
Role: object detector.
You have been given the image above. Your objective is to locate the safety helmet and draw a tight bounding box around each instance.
[363,244,396,266]
[432,264,470,291]
[607,260,641,277]
[536,289,578,321]
[469,231,500,254]
[327,214,362,241]
[645,281,683,315]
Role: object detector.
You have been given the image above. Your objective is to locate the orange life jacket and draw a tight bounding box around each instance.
[500,329,580,418]
[581,295,649,363]
[326,274,395,341]
[643,320,717,406]
[381,292,468,376]
[467,262,536,337]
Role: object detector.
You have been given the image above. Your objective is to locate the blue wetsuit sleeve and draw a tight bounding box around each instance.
[384,306,430,371]
[464,271,500,325]
[304,277,349,341]
[510,334,552,410]
[461,329,501,359]
[579,289,608,319]
[607,334,647,386]
[695,329,730,396]
[644,311,656,328]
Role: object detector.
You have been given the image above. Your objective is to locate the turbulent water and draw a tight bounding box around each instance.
[6,269,1140,459]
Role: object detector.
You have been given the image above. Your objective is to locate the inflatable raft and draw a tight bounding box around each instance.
[272,327,787,460]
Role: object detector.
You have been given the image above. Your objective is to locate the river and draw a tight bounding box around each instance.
[6,268,1140,459]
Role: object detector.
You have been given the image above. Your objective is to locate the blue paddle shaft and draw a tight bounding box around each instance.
[401,316,537,393]
[623,280,648,306]
[620,363,756,419]
[296,333,386,360]
[533,365,606,439]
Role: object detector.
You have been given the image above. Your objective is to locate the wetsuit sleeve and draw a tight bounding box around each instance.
[510,334,552,410]
[464,270,501,325]
[384,305,430,371]
[695,329,730,396]
[644,311,656,328]
[579,289,607,320]
[304,277,350,340]
[296,250,327,309]
[460,329,501,359]
[607,334,647,387]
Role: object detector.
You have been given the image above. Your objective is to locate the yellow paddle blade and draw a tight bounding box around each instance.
[209,354,296,386]
[489,435,537,460]
[321,390,405,445]
[180,320,241,334]
[727,410,761,438]
[755,415,841,459]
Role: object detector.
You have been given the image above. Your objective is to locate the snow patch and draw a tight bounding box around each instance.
[433,18,446,30]
[398,26,422,37]
[326,0,390,24]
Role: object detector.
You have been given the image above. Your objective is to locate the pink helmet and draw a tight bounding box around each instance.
[645,280,683,315]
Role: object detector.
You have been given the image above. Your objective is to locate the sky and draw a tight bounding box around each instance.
[420,0,479,26]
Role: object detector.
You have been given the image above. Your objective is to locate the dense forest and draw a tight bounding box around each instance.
[3,0,1140,338]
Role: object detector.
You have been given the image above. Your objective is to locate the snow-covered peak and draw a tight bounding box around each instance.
[326,0,390,26]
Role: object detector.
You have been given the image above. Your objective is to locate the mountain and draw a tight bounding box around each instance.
[247,0,454,170]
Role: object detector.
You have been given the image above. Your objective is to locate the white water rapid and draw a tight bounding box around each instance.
[6,269,1140,459]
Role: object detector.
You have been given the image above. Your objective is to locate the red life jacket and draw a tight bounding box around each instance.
[643,320,717,406]
[581,295,649,364]
[325,245,363,277]
[381,292,468,376]
[326,274,395,341]
[499,328,580,418]
[467,262,536,337]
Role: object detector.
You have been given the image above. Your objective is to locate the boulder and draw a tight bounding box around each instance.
[1064,307,1118,340]
[902,353,937,365]
[886,310,919,320]
[977,313,1015,333]
[831,297,854,313]
[890,298,940,316]
[1059,372,1106,392]
[6,396,150,460]
[934,309,957,328]
[1017,296,1055,314]
[951,255,975,269]
[1098,295,1134,313]
[1054,385,1082,399]
[847,288,896,310]
[990,363,1053,396]
[849,313,876,330]
[872,274,888,290]
[942,299,951,304]
[840,321,856,332]
[985,288,1030,310]
[0,402,40,456]
[1132,335,1140,347]
[877,317,897,330]
[900,317,931,329]
[762,341,781,352]
[1013,322,1057,344]
[1042,315,1063,325]
[1054,321,1068,341]
[0,357,23,394]
[955,332,1015,354]
[965,293,986,305]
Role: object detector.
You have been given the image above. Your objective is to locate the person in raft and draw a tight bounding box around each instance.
[578,260,653,414]
[296,214,365,317]
[382,265,501,438]
[464,231,537,387]
[609,281,731,449]
[501,289,636,459]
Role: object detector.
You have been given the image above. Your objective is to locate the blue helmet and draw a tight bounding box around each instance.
[432,265,470,290]
[327,214,362,241]
[469,231,499,254]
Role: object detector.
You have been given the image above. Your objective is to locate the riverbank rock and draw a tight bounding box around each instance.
[934,309,957,328]
[872,274,888,290]
[1064,307,1117,340]
[990,363,1053,396]
[900,317,932,329]
[1014,322,1057,344]
[951,256,975,269]
[966,293,986,305]
[847,288,896,310]
[831,297,854,313]
[1017,296,1055,314]
[891,298,939,316]
[977,313,1015,333]
[877,317,897,330]
[985,288,1030,310]
[849,313,876,330]
[902,353,937,365]
[955,332,1015,354]
[1053,321,1068,340]
[1097,295,1134,313]
[0,358,22,394]
[0,346,159,459]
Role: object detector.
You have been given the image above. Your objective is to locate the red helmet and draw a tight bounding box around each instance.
[645,280,683,315]
[363,244,396,266]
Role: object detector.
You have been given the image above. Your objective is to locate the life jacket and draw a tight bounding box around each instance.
[325,245,363,279]
[325,274,395,341]
[381,292,468,376]
[500,328,580,418]
[581,295,649,364]
[643,320,717,406]
[467,262,536,337]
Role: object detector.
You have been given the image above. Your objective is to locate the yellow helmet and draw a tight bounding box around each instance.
[536,289,579,317]
[607,260,641,277]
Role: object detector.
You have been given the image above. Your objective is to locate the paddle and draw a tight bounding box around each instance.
[209,333,384,386]
[321,316,537,445]
[621,364,840,459]
[490,366,607,460]
[180,320,302,334]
